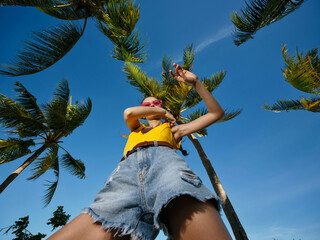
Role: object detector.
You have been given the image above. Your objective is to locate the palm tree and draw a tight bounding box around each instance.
[262,45,320,112]
[123,44,248,240]
[0,0,146,76]
[0,79,92,206]
[230,0,305,46]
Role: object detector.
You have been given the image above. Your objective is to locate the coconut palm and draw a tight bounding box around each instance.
[0,0,146,76]
[263,45,320,112]
[230,0,305,46]
[0,79,92,206]
[123,44,248,240]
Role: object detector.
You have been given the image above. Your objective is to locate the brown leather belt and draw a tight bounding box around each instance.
[121,141,175,161]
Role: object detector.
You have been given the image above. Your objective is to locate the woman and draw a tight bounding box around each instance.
[48,64,232,240]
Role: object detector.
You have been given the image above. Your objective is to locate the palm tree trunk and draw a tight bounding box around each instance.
[187,134,248,240]
[0,144,48,194]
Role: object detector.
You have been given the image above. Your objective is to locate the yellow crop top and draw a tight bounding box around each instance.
[123,122,181,156]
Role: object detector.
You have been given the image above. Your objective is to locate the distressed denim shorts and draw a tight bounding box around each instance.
[82,146,221,240]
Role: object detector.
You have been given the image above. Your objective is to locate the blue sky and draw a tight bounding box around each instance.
[0,1,319,239]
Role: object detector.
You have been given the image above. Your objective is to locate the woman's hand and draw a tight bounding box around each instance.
[169,63,199,87]
[162,110,176,127]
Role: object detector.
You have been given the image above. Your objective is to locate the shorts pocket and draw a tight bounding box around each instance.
[104,164,121,186]
[179,169,202,187]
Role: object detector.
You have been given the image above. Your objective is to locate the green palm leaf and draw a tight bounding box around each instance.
[123,62,163,98]
[63,97,92,137]
[60,152,86,179]
[0,0,62,7]
[27,145,58,180]
[0,22,83,76]
[43,149,59,206]
[165,82,192,116]
[104,0,140,37]
[0,94,48,136]
[231,0,305,46]
[262,97,320,112]
[14,82,46,123]
[37,4,87,20]
[109,29,147,63]
[181,44,195,71]
[282,45,320,94]
[0,138,35,164]
[184,72,226,109]
[43,79,70,132]
[299,96,320,112]
[161,55,176,90]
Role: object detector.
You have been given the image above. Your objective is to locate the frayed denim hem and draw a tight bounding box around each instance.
[153,191,222,240]
[82,207,149,240]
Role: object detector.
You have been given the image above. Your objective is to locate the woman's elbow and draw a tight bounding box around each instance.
[208,111,225,124]
[219,110,225,119]
[123,108,133,120]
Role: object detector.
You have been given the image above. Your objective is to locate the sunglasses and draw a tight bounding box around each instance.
[141,99,163,107]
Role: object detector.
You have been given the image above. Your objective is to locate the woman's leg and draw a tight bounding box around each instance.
[47,213,131,240]
[159,195,232,240]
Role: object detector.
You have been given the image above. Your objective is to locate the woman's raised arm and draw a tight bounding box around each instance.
[170,63,225,140]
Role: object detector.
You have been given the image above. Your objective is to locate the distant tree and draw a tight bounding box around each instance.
[47,206,71,231]
[123,44,248,240]
[0,216,46,240]
[230,0,305,46]
[0,206,70,239]
[0,79,92,206]
[0,0,146,77]
[262,45,320,113]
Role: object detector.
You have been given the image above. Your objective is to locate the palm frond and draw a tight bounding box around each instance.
[165,82,192,117]
[203,71,226,92]
[37,4,87,20]
[104,0,140,37]
[263,96,320,112]
[282,45,320,94]
[184,72,226,109]
[0,94,48,136]
[0,22,83,76]
[123,62,163,98]
[27,145,58,180]
[231,0,305,46]
[110,29,147,63]
[14,82,46,123]
[43,151,59,206]
[63,97,92,137]
[161,55,177,92]
[262,98,305,112]
[181,44,195,71]
[61,152,86,179]
[299,96,320,112]
[0,0,64,7]
[43,79,70,132]
[0,138,34,164]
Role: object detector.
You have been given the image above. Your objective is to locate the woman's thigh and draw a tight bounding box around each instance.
[159,195,232,240]
[47,213,131,240]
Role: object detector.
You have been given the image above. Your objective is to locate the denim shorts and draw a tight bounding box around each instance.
[82,146,221,240]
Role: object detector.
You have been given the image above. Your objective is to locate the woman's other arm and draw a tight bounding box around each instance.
[170,63,225,140]
[123,106,175,131]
